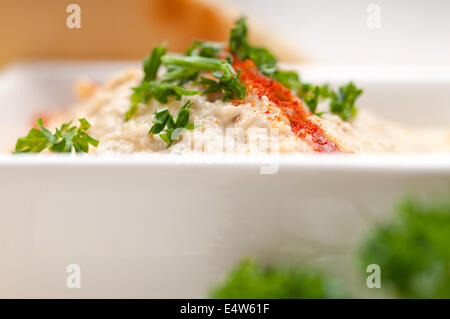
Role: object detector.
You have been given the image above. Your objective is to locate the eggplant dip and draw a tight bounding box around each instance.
[14,18,450,154]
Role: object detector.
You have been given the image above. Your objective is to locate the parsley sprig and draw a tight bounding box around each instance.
[230,17,277,76]
[14,118,98,153]
[129,45,245,146]
[329,82,363,121]
[125,46,202,121]
[210,258,348,298]
[273,71,362,120]
[162,55,246,100]
[229,17,363,121]
[129,16,363,149]
[126,44,248,122]
[186,40,224,58]
[149,100,198,147]
[142,46,166,82]
[359,197,450,298]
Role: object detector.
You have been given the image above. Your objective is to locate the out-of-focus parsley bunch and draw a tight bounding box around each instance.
[359,197,450,298]
[210,259,348,299]
[211,197,450,299]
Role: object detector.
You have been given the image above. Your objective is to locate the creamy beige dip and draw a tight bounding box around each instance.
[48,69,450,154]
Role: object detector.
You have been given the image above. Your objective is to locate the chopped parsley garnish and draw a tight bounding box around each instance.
[272,70,303,92]
[186,40,224,58]
[14,118,98,153]
[160,66,199,86]
[229,17,248,57]
[162,55,246,100]
[329,82,363,121]
[149,100,199,147]
[229,17,277,76]
[14,16,365,153]
[229,17,363,121]
[302,86,322,116]
[125,46,202,121]
[125,17,364,147]
[128,47,245,145]
[142,46,166,82]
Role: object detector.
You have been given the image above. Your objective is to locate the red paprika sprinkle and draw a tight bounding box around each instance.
[233,58,342,153]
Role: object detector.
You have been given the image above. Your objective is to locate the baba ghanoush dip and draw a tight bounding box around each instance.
[14,18,450,155]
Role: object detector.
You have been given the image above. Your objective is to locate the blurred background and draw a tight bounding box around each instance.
[0,0,449,299]
[1,0,450,67]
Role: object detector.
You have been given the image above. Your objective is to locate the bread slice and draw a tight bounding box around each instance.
[0,0,304,67]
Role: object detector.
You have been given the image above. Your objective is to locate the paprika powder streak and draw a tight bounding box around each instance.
[233,59,342,153]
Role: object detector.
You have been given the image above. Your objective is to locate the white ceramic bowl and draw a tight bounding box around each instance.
[0,62,449,298]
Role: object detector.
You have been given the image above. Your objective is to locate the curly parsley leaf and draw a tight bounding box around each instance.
[247,47,277,76]
[14,118,98,153]
[229,17,248,55]
[210,258,349,299]
[125,46,202,122]
[229,17,276,76]
[162,55,227,72]
[229,18,362,120]
[186,40,223,58]
[359,197,450,298]
[274,70,362,119]
[125,82,201,122]
[143,46,166,82]
[302,86,322,116]
[14,127,51,153]
[198,72,245,101]
[272,70,302,92]
[273,71,323,115]
[329,82,363,121]
[149,100,199,147]
[162,55,246,100]
[126,46,202,121]
[126,46,166,121]
[160,66,199,86]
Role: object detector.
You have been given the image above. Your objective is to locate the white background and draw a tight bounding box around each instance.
[228,0,450,65]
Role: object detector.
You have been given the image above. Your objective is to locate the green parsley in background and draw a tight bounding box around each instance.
[210,196,450,299]
[359,197,450,299]
[210,258,348,299]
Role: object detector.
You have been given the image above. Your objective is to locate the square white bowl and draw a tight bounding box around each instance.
[0,62,449,298]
